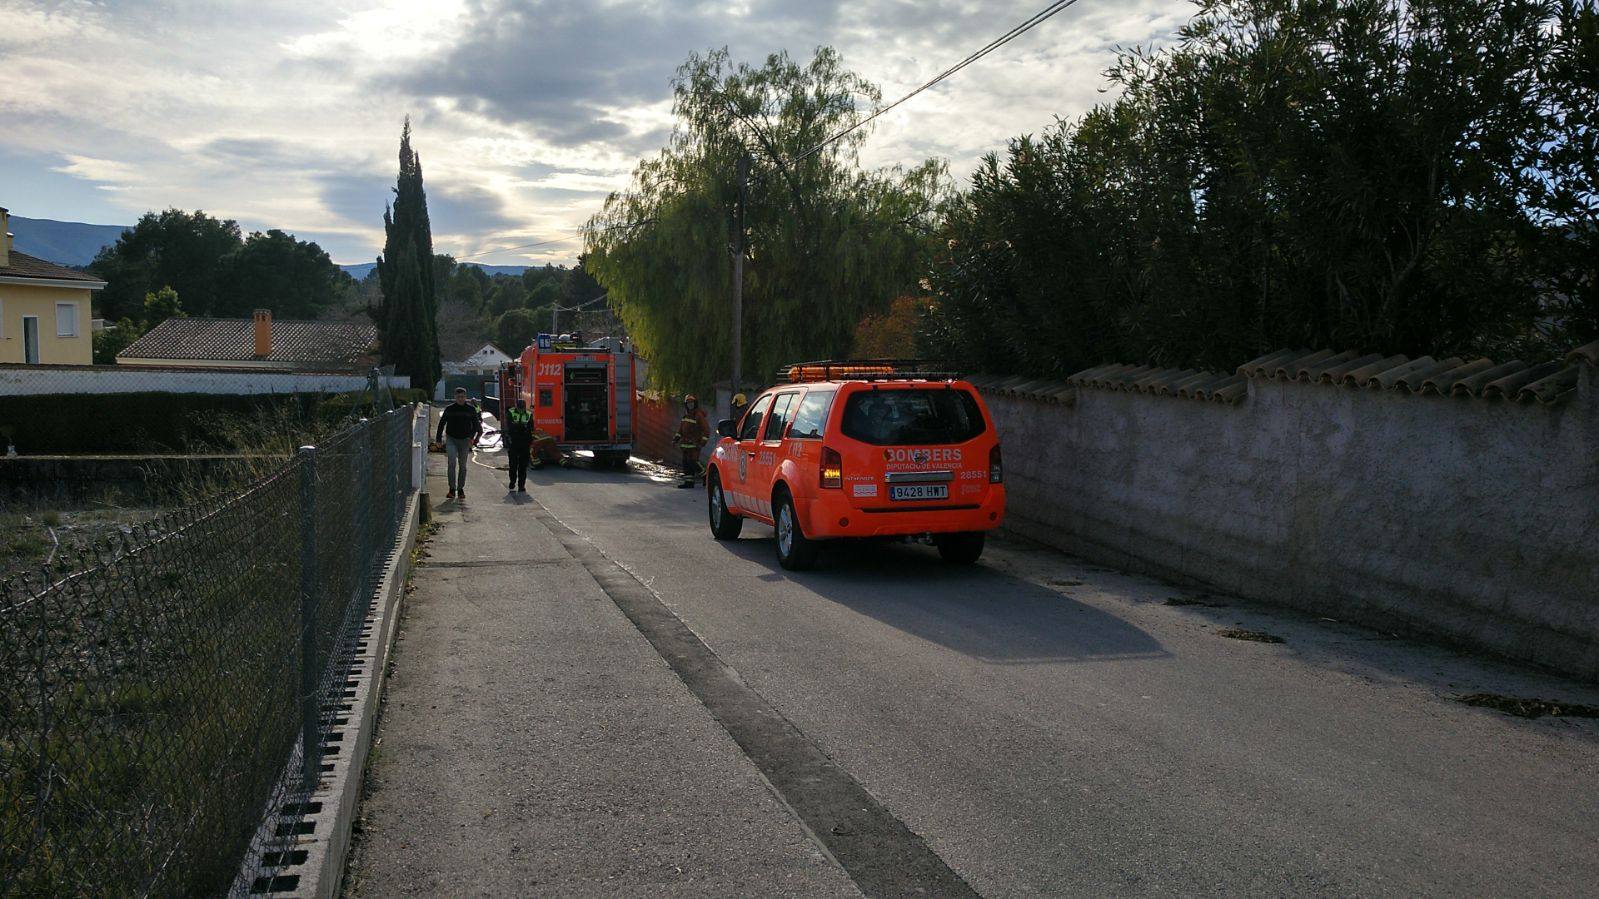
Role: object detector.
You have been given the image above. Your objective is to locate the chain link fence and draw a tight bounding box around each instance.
[1,407,418,897]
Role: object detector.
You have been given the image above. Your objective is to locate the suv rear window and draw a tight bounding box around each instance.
[839,388,986,445]
[787,391,832,440]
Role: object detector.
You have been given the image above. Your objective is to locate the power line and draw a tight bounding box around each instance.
[457,1,1088,258]
[793,0,1088,164]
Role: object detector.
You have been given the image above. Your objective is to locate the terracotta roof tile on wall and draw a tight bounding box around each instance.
[1238,347,1590,404]
[1569,340,1599,367]
[964,374,1076,404]
[971,339,1596,408]
[1065,363,1249,405]
[119,317,377,365]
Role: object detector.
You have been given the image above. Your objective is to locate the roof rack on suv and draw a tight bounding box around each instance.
[777,359,962,383]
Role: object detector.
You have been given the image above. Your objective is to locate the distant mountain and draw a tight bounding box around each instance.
[339,261,529,280]
[8,215,534,279]
[8,215,129,266]
[462,263,531,277]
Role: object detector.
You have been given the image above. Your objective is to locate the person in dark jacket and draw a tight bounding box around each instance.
[436,388,483,499]
[672,394,710,489]
[503,398,533,492]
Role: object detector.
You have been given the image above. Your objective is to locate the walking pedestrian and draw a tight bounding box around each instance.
[729,392,749,427]
[672,394,709,489]
[436,388,482,499]
[503,397,533,493]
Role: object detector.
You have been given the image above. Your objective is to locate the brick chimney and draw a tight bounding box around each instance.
[0,207,11,268]
[253,309,272,358]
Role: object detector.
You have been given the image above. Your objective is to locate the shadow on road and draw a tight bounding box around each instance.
[520,460,1165,666]
[718,535,1168,666]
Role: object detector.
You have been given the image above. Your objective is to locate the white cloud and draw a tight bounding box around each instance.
[51,155,139,184]
[0,0,1191,263]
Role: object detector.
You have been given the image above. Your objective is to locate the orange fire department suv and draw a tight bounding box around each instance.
[705,362,1006,570]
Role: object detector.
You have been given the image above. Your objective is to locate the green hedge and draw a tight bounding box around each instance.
[0,390,428,455]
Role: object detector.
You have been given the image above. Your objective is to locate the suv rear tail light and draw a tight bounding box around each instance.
[821,447,843,489]
[989,445,1003,484]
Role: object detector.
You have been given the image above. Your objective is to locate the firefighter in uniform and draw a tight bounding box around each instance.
[672,394,710,489]
[529,429,562,469]
[504,398,533,493]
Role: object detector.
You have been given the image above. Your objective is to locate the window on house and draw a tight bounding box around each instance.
[56,303,78,337]
[23,317,40,364]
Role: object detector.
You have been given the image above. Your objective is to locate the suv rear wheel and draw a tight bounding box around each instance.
[935,532,985,564]
[708,472,743,540]
[774,492,820,570]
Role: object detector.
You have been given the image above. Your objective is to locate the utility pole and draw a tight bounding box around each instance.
[731,152,749,397]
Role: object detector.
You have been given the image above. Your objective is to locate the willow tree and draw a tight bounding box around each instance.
[584,47,943,393]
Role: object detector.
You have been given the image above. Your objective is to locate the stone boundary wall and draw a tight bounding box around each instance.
[0,363,408,396]
[973,343,1599,680]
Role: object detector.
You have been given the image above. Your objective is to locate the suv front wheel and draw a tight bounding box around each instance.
[774,492,820,570]
[708,472,743,540]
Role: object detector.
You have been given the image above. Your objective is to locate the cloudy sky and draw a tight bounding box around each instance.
[1,0,1191,266]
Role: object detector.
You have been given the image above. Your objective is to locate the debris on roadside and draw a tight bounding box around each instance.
[1166,594,1228,608]
[1455,693,1599,719]
[1218,628,1285,644]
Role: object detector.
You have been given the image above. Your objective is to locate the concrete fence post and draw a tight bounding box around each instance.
[412,405,426,494]
[297,444,320,791]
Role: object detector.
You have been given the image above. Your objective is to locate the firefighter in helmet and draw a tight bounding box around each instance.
[672,394,710,489]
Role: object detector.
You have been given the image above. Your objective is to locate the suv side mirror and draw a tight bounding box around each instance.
[717,419,737,439]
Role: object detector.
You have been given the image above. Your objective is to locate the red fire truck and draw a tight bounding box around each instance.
[498,333,637,468]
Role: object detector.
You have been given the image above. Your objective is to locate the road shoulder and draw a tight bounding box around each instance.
[343,451,859,897]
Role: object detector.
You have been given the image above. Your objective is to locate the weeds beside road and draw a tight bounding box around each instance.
[0,408,416,897]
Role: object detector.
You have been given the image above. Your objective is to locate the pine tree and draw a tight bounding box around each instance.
[375,117,441,388]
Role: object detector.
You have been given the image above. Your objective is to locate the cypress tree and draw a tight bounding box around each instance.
[376,117,441,388]
[381,239,432,389]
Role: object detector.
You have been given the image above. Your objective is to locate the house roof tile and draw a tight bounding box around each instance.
[118,317,377,365]
[0,250,105,284]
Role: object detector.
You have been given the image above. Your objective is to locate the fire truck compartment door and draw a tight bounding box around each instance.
[613,354,633,439]
[564,363,609,442]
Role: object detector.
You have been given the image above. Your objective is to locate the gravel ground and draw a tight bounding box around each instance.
[0,507,157,584]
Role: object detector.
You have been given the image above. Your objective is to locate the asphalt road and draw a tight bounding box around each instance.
[356,442,1599,896]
